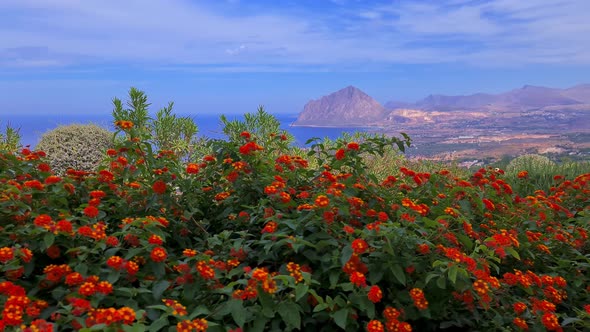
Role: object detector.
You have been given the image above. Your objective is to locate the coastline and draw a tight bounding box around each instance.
[290,123,386,130]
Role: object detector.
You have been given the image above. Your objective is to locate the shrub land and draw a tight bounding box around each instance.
[0,90,589,331]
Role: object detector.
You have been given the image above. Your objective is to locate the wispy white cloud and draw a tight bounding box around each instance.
[0,0,588,71]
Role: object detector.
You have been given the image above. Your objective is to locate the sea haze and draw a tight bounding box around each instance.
[3,113,369,149]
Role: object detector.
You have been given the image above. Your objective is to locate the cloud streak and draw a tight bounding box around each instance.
[0,0,588,71]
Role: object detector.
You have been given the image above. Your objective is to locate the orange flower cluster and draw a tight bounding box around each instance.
[239,141,263,155]
[114,120,133,129]
[261,221,278,234]
[232,279,258,301]
[286,262,303,284]
[0,247,14,263]
[367,320,384,332]
[513,317,528,330]
[196,261,216,280]
[314,195,330,208]
[85,306,136,326]
[274,154,308,172]
[176,318,208,332]
[186,163,199,174]
[77,222,107,241]
[501,270,569,330]
[343,253,368,277]
[163,299,188,316]
[401,198,429,216]
[367,285,383,303]
[150,247,167,263]
[409,288,428,310]
[472,279,492,305]
[183,249,197,257]
[250,268,277,294]
[540,312,561,331]
[485,229,519,259]
[83,205,100,218]
[43,264,72,283]
[148,234,164,245]
[351,239,369,254]
[349,271,367,287]
[214,191,230,202]
[105,256,139,276]
[382,307,412,332]
[152,180,167,194]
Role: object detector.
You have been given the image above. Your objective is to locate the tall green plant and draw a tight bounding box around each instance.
[0,122,22,152]
[112,87,199,160]
[220,106,292,147]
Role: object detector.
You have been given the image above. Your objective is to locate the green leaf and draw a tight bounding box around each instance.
[115,287,134,297]
[436,276,447,289]
[561,317,582,326]
[505,247,521,260]
[390,264,406,285]
[313,303,329,313]
[146,305,169,311]
[257,289,275,318]
[122,324,147,332]
[295,283,309,301]
[229,299,247,327]
[333,308,349,330]
[251,315,269,332]
[107,270,121,284]
[152,280,170,300]
[456,234,473,251]
[340,244,353,266]
[448,265,458,285]
[329,271,340,289]
[425,273,439,286]
[148,316,169,332]
[277,302,301,329]
[188,306,210,320]
[43,233,55,248]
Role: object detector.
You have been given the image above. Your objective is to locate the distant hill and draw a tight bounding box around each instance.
[293,86,386,126]
[561,84,590,103]
[397,84,590,112]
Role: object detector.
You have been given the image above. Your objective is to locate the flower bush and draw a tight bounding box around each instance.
[1,105,589,331]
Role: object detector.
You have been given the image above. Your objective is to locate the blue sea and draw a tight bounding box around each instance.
[2,113,370,149]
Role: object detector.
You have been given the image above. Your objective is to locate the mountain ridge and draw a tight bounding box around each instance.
[294,84,590,127]
[404,84,590,112]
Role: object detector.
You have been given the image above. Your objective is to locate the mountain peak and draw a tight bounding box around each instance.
[335,85,367,97]
[294,86,386,126]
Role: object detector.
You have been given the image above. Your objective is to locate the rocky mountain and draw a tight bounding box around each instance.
[293,86,386,126]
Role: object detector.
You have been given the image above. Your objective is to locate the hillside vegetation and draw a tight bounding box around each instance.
[0,89,589,331]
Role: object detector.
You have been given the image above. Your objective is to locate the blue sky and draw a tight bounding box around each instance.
[1,0,589,115]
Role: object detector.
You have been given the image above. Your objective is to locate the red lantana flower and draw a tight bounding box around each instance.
[351,239,369,254]
[152,180,167,194]
[368,285,383,303]
[83,206,99,218]
[347,142,360,150]
[150,247,167,263]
